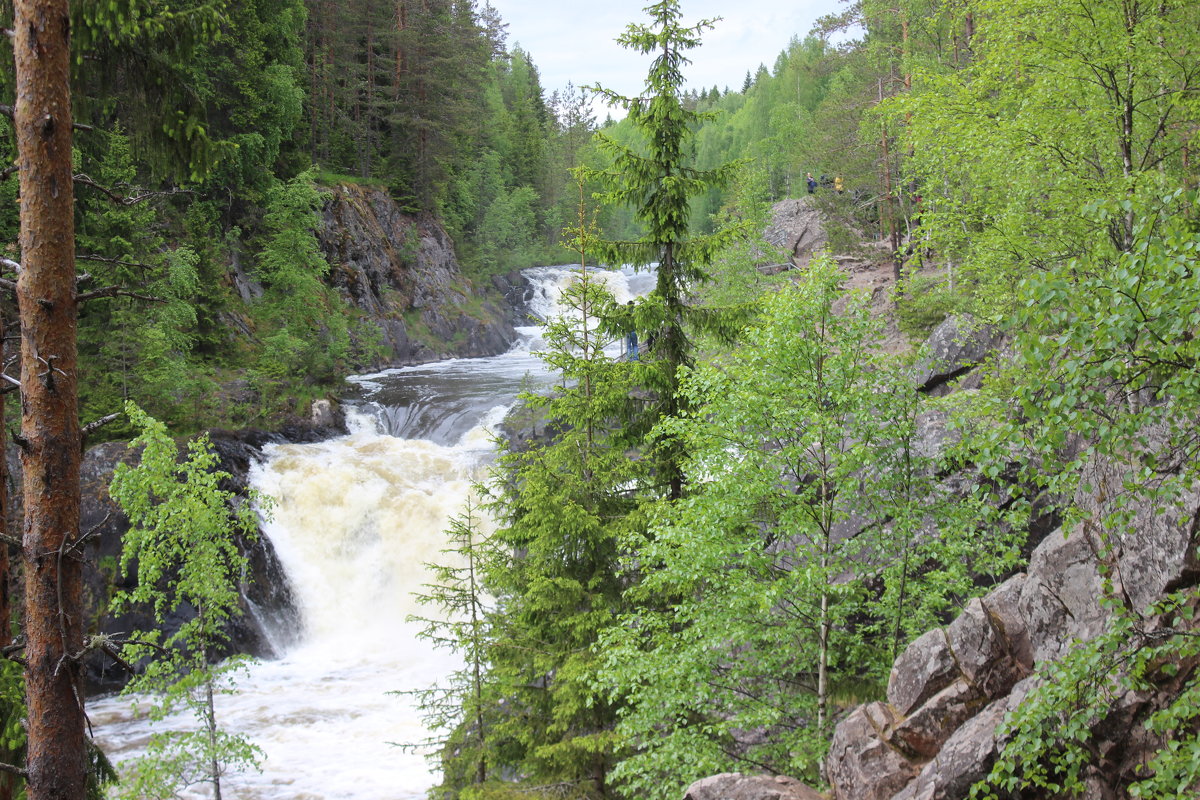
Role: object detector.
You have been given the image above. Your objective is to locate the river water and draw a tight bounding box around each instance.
[87,264,654,800]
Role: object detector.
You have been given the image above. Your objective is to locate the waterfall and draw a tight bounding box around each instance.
[88,264,653,799]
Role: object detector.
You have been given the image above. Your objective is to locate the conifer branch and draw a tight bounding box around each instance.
[77,253,156,272]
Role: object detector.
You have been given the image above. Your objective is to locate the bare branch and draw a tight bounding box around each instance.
[81,414,121,440]
[76,253,156,272]
[0,164,16,181]
[76,286,163,304]
[0,258,20,274]
[0,103,91,132]
[0,761,27,779]
[73,173,196,205]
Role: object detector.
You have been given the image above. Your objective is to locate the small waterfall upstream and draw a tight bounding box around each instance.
[88,264,654,799]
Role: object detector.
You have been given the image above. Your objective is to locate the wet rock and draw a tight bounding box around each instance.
[76,430,305,695]
[683,773,825,800]
[827,702,917,800]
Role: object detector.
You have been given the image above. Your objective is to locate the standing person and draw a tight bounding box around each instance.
[625,300,639,361]
[834,175,844,194]
[806,172,817,194]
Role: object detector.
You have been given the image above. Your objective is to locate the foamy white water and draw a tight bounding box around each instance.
[88,264,653,799]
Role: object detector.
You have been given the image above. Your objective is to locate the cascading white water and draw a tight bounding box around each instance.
[88,264,653,799]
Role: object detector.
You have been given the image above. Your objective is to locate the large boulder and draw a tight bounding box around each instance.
[683,773,825,800]
[763,198,827,269]
[826,703,917,800]
[914,315,1001,395]
[892,680,1032,800]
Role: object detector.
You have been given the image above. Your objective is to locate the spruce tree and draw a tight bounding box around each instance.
[588,0,746,498]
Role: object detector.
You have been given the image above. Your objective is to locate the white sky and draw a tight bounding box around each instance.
[484,0,852,119]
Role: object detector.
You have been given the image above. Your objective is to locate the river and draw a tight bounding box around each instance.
[87,264,654,800]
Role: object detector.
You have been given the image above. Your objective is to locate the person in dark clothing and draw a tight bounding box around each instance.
[625,300,639,361]
[806,172,817,194]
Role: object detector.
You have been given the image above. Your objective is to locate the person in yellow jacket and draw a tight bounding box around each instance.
[834,175,844,194]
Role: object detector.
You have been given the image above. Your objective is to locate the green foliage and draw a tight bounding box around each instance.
[956,193,1200,799]
[250,170,354,398]
[975,592,1200,799]
[894,269,965,339]
[587,0,750,497]
[887,0,1200,317]
[407,499,497,791]
[108,403,273,799]
[599,256,1017,798]
[471,263,644,797]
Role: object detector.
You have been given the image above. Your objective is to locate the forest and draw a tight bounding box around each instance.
[2,0,1199,800]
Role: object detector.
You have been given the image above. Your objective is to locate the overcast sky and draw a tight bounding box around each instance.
[484,0,852,118]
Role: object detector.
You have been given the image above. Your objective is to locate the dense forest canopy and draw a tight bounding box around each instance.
[1,0,1199,799]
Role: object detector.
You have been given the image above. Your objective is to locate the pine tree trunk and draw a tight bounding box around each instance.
[12,2,86,799]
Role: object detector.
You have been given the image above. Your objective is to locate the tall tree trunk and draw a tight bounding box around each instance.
[12,2,86,800]
[0,309,10,800]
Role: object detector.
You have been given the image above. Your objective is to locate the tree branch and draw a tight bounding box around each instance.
[81,414,121,441]
[73,173,195,205]
[0,103,91,132]
[76,286,163,304]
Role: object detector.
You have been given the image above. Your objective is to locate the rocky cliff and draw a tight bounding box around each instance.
[318,183,521,366]
[683,316,1198,800]
[825,443,1199,800]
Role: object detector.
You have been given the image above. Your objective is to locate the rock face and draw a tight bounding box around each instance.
[319,183,520,366]
[914,314,1002,395]
[825,462,1200,800]
[763,198,828,269]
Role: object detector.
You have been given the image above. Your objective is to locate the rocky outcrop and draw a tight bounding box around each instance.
[763,198,827,270]
[684,773,826,800]
[319,183,520,366]
[825,456,1200,800]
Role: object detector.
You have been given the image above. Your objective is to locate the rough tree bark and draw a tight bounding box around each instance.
[12,1,86,799]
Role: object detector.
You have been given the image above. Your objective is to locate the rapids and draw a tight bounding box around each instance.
[87,264,653,799]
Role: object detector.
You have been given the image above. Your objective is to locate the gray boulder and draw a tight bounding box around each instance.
[683,773,825,800]
[914,315,1001,394]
